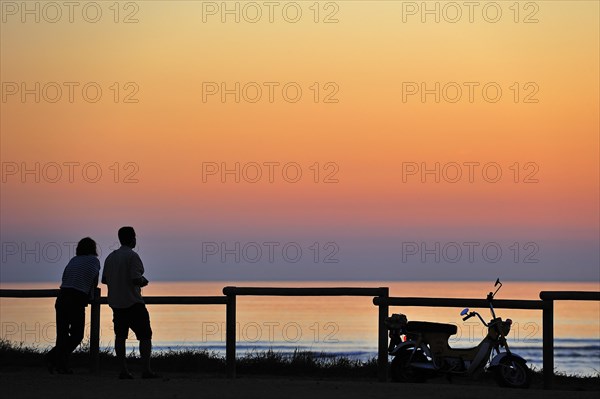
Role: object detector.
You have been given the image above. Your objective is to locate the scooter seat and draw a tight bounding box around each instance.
[406,321,457,335]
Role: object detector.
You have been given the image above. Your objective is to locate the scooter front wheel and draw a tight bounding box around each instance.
[390,348,428,383]
[493,357,531,389]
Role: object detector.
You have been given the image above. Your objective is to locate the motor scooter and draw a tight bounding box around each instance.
[385,279,531,388]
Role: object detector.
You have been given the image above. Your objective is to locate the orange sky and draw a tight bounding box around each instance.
[1,1,598,282]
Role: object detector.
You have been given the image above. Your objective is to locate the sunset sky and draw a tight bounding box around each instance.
[1,1,598,283]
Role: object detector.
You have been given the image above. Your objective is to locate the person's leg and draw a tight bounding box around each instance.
[60,304,85,371]
[45,346,57,373]
[140,339,152,373]
[54,300,70,371]
[46,300,64,372]
[115,336,129,373]
[130,304,157,377]
[112,308,132,377]
[67,305,85,351]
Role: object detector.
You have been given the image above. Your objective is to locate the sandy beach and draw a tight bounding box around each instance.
[3,369,598,399]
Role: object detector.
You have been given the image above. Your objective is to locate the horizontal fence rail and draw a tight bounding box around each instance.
[0,290,228,305]
[539,291,600,301]
[373,297,543,309]
[0,289,60,298]
[107,296,228,305]
[223,286,388,296]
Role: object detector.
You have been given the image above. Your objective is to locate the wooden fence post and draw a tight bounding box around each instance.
[542,299,554,389]
[226,289,236,378]
[377,287,389,382]
[89,287,101,373]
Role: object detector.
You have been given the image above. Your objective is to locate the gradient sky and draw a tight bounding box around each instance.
[1,1,598,282]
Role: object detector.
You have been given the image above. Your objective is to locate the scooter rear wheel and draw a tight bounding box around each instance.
[390,348,428,383]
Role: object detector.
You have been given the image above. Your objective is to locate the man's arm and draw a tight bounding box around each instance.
[90,275,99,300]
[101,268,106,284]
[101,261,107,284]
[132,276,149,287]
[130,253,147,287]
[89,259,100,300]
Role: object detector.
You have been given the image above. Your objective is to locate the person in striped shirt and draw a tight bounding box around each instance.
[45,237,100,374]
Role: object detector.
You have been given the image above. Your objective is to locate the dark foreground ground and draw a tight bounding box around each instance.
[3,368,599,399]
[2,342,598,398]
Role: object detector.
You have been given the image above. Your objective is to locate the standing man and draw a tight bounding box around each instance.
[102,226,159,379]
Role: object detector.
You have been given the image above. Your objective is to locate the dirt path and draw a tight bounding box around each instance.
[2,369,598,399]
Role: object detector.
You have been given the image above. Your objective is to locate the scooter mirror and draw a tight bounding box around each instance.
[460,308,469,316]
[495,278,501,286]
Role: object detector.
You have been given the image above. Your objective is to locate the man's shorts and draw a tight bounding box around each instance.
[112,303,153,340]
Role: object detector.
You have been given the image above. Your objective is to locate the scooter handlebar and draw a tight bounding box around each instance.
[462,313,475,321]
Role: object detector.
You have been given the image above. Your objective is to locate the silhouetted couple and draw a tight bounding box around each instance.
[47,226,159,379]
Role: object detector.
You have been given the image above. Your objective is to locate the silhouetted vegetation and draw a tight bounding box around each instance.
[1,339,597,390]
[0,339,376,378]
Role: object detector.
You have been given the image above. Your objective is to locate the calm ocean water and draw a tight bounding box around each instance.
[1,281,599,376]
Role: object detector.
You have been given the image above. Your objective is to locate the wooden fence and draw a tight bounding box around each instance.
[0,288,229,374]
[1,287,599,389]
[222,286,389,380]
[539,291,600,388]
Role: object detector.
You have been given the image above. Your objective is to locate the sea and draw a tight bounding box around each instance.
[1,281,598,376]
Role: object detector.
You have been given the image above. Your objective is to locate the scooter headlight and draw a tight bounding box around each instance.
[502,319,512,335]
